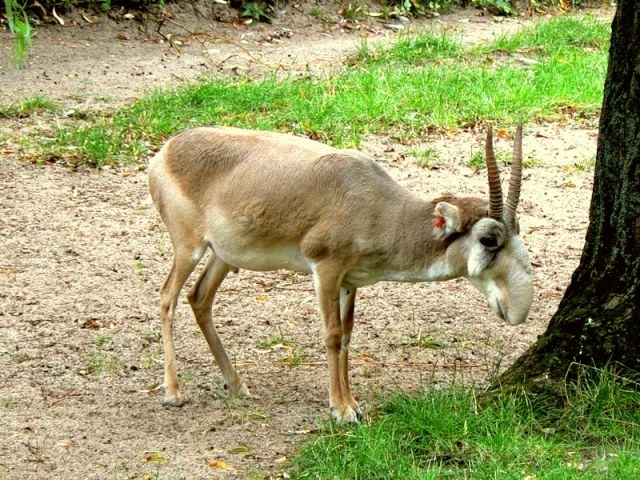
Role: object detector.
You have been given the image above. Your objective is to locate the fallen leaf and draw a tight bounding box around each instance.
[247,410,269,420]
[144,452,168,463]
[542,290,562,299]
[496,128,509,139]
[138,384,163,394]
[56,439,75,449]
[208,459,229,469]
[81,318,104,329]
[229,445,250,454]
[271,342,293,351]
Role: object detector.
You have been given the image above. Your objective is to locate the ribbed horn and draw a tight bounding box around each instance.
[485,126,503,221]
[504,123,523,228]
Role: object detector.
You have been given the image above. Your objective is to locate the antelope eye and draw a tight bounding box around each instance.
[480,236,499,249]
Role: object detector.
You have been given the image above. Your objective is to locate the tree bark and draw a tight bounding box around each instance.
[498,0,640,387]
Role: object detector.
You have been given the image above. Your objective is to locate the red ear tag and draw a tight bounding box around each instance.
[434,216,446,228]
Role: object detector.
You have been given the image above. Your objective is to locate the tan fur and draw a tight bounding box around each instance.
[148,126,533,423]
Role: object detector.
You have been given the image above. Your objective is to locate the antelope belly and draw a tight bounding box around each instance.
[210,240,311,273]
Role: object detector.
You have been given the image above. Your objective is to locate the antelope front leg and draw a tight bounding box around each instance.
[340,287,362,421]
[312,264,359,423]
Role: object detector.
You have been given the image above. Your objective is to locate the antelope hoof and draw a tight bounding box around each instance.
[331,405,361,424]
[162,391,185,407]
[225,381,251,398]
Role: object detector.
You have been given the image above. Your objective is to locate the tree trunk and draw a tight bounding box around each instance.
[498,0,640,387]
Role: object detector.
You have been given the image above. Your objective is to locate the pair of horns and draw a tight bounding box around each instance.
[485,123,523,228]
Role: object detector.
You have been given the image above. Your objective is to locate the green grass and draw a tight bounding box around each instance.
[414,336,446,349]
[0,94,57,118]
[485,16,611,55]
[412,147,442,169]
[468,147,544,169]
[354,29,462,66]
[88,352,124,375]
[93,333,112,347]
[564,154,596,172]
[256,334,293,350]
[288,366,640,479]
[283,347,307,368]
[33,16,608,167]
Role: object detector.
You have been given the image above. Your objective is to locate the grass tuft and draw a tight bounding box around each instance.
[486,16,611,55]
[0,95,57,118]
[353,30,462,66]
[289,365,640,479]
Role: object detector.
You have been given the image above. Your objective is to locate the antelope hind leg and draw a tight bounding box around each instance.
[159,243,206,406]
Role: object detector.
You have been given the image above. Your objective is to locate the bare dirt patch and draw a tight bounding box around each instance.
[0,4,607,479]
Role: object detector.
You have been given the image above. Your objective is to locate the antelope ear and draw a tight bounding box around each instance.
[433,202,463,237]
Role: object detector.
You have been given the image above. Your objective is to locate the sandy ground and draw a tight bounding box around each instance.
[0,3,608,479]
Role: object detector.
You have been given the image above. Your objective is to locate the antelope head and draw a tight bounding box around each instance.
[433,125,532,325]
[470,124,532,325]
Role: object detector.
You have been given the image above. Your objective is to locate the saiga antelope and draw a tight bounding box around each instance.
[148,124,533,423]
